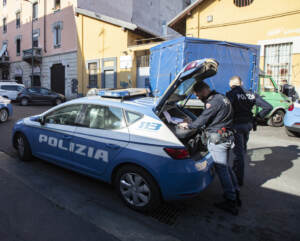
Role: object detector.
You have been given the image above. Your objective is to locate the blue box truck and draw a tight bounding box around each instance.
[149,37,260,99]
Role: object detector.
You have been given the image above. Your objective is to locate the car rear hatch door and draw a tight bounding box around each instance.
[154,58,219,115]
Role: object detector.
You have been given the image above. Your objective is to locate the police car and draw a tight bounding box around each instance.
[12,59,218,212]
[0,96,13,123]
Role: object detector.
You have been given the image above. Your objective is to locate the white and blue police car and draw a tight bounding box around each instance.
[12,59,218,211]
[0,96,12,123]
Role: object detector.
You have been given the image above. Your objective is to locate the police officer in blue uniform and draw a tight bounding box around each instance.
[226,76,273,186]
[179,81,240,215]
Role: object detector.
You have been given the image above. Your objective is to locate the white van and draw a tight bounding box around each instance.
[0,82,25,100]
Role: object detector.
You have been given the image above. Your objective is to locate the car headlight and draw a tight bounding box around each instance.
[0,96,11,104]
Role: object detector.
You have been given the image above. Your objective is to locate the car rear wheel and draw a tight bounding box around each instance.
[268,110,285,127]
[114,165,161,212]
[285,128,300,137]
[0,109,8,123]
[20,98,29,106]
[54,98,62,106]
[16,133,32,161]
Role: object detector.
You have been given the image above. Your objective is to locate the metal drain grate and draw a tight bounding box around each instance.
[148,203,187,226]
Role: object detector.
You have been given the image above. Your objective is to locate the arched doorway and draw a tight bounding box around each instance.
[51,63,65,95]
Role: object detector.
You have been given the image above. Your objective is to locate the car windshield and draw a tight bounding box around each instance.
[260,76,276,92]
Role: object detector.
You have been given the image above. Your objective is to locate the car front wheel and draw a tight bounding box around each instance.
[16,133,32,161]
[268,110,285,127]
[114,165,161,212]
[54,98,62,106]
[0,109,8,123]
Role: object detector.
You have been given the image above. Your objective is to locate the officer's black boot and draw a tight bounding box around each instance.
[214,199,239,216]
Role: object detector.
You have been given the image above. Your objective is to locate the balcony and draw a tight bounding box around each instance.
[0,55,10,68]
[22,48,42,64]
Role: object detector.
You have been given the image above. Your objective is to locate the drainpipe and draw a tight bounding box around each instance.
[44,0,47,53]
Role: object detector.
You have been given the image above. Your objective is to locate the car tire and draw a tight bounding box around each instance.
[20,98,29,106]
[16,133,32,161]
[114,165,161,212]
[0,108,8,123]
[285,128,300,137]
[54,98,62,106]
[268,110,285,127]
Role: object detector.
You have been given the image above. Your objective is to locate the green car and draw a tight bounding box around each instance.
[257,74,292,127]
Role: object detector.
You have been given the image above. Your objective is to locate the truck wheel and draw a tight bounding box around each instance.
[285,128,299,137]
[114,165,161,212]
[0,109,8,123]
[20,98,29,106]
[16,133,32,161]
[269,110,285,127]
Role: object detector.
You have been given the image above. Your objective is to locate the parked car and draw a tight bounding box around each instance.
[0,82,25,100]
[0,96,13,123]
[12,59,217,212]
[284,100,300,137]
[17,87,65,106]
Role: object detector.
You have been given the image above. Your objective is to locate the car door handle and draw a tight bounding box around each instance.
[63,135,72,140]
[105,143,120,150]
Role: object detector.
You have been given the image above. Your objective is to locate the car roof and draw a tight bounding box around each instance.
[0,82,24,86]
[63,96,157,116]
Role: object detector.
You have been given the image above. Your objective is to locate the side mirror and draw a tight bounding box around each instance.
[38,116,45,125]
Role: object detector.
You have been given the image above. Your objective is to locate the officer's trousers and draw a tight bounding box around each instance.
[232,122,253,184]
[207,138,239,201]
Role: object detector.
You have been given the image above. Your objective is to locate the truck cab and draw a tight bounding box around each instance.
[258,74,292,127]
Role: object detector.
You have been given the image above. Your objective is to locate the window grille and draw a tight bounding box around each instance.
[234,0,254,7]
[264,43,292,85]
[137,55,149,67]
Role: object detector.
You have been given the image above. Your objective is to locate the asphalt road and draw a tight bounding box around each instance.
[0,104,300,241]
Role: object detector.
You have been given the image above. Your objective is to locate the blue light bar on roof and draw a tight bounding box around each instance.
[98,88,150,98]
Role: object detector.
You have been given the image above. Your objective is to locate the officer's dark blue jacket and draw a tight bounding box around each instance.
[188,91,233,133]
[226,86,273,124]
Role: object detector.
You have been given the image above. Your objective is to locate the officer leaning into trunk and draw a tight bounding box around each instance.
[226,76,272,186]
[179,81,241,215]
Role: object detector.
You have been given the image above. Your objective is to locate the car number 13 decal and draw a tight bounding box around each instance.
[138,121,162,131]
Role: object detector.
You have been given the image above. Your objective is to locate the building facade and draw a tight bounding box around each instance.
[168,0,300,93]
[0,0,78,98]
[0,0,190,98]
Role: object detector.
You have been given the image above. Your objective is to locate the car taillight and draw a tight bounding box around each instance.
[288,104,294,111]
[17,92,21,96]
[164,147,190,160]
[184,61,198,71]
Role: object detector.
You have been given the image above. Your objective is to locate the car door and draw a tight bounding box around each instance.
[71,104,129,175]
[28,87,43,102]
[32,104,83,166]
[40,88,54,103]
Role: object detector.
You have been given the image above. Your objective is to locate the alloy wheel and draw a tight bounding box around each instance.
[0,109,8,122]
[120,172,151,207]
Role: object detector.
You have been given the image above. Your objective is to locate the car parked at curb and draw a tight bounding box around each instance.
[0,82,25,100]
[12,59,217,212]
[17,87,65,106]
[284,100,300,137]
[0,96,13,123]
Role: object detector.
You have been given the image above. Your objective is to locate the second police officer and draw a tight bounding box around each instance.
[226,76,273,186]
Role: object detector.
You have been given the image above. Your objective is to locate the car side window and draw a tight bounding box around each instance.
[40,88,50,95]
[125,111,143,125]
[79,104,125,130]
[1,85,18,91]
[28,88,39,93]
[45,104,82,126]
